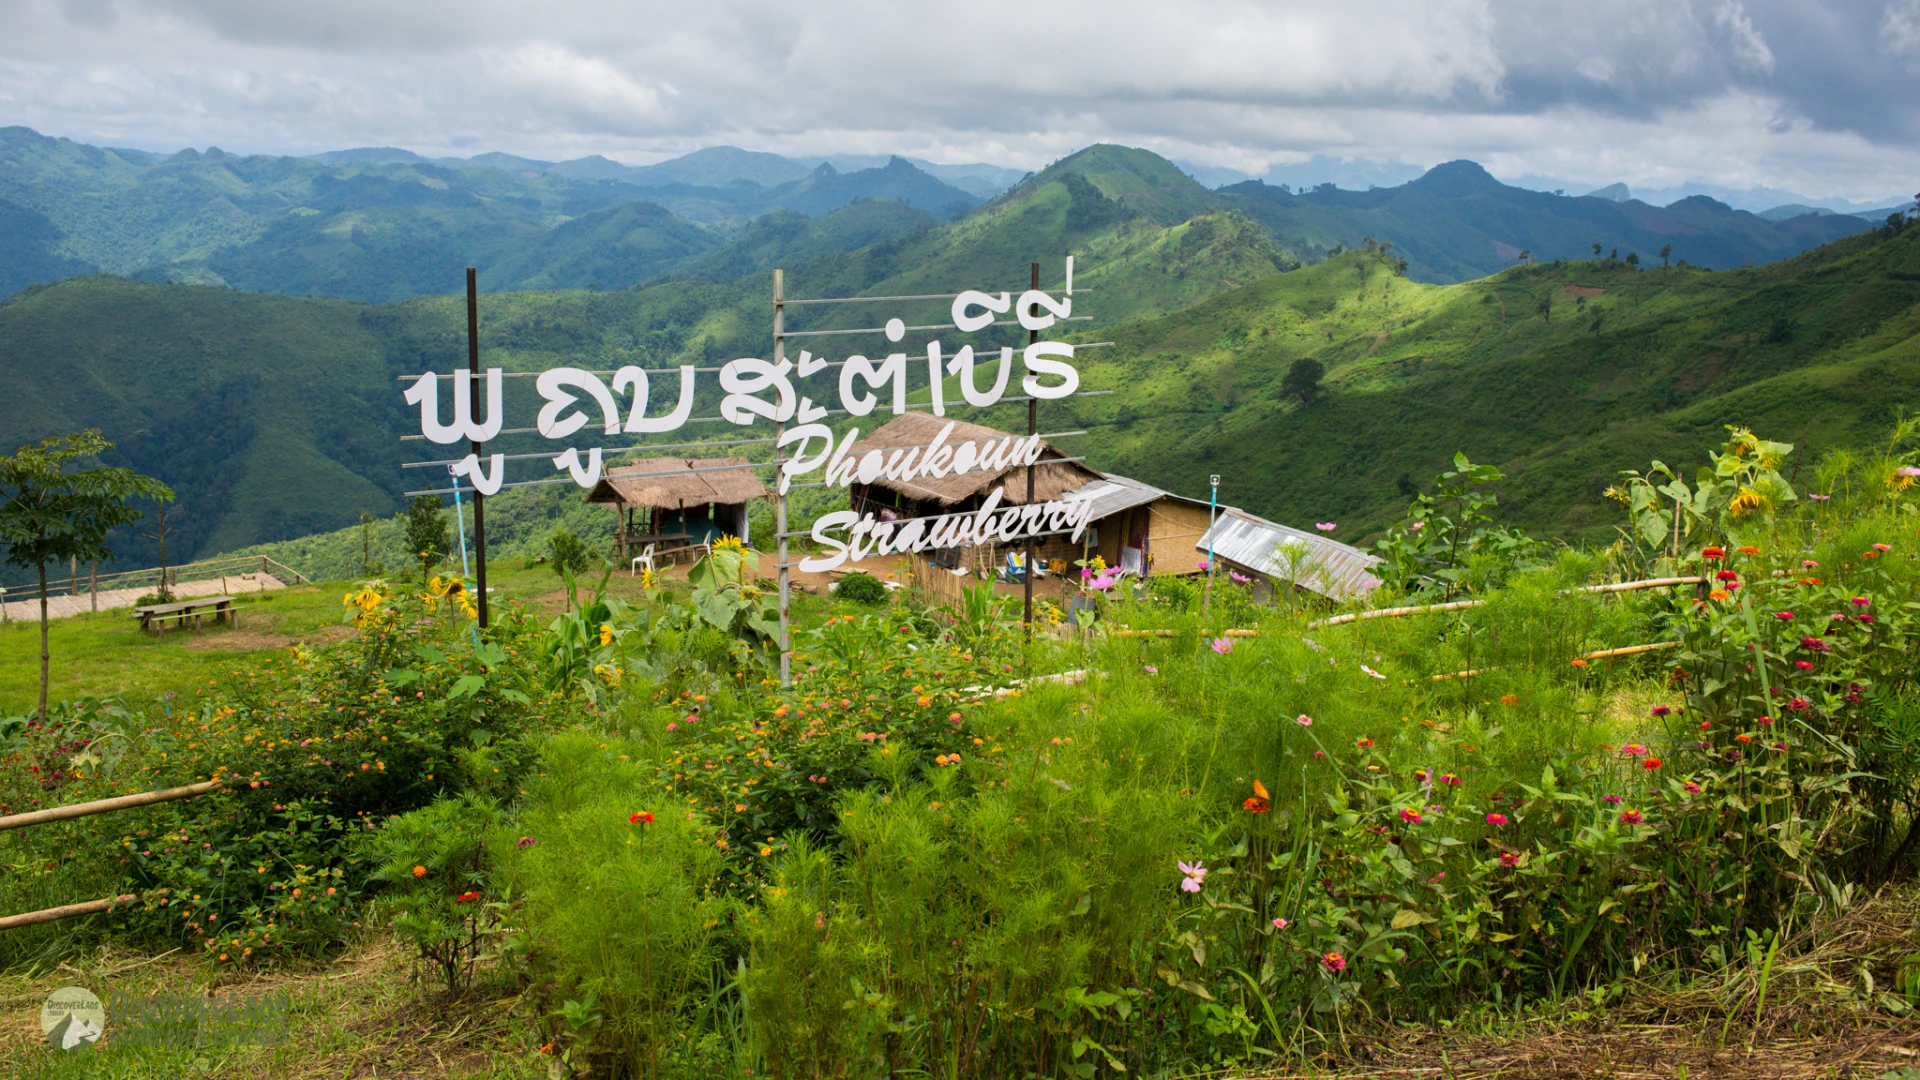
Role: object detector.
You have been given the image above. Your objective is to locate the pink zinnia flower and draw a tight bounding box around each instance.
[1684,781,1702,794]
[1486,812,1508,826]
[1399,807,1423,824]
[1619,809,1644,825]
[1272,917,1290,930]
[1322,952,1347,974]
[1852,597,1871,607]
[1603,794,1623,804]
[1650,705,1671,717]
[1499,851,1520,868]
[1773,611,1794,621]
[1802,560,1818,568]
[1786,697,1811,711]
[1297,714,1314,727]
[1874,543,1893,552]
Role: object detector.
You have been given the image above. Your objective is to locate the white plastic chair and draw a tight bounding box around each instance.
[631,543,656,577]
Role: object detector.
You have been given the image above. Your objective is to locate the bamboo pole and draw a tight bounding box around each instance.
[1429,640,1681,681]
[1308,576,1705,629]
[0,779,221,832]
[0,895,137,932]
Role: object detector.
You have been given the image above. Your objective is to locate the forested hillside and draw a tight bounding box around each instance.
[1070,219,1920,543]
[0,150,1294,576]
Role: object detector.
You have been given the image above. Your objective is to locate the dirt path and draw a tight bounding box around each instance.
[0,573,285,624]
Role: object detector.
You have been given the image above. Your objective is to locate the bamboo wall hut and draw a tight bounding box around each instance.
[585,457,771,560]
[843,414,1101,598]
[1058,474,1216,578]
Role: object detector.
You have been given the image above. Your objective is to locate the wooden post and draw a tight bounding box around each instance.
[69,555,77,597]
[774,269,791,688]
[89,560,98,613]
[467,268,489,629]
[1024,261,1039,632]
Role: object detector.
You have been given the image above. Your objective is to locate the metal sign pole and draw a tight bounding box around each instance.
[1203,473,1219,615]
[1024,260,1039,632]
[466,268,489,629]
[774,269,791,688]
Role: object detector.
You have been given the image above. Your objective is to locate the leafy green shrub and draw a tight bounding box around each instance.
[362,793,502,995]
[834,570,888,605]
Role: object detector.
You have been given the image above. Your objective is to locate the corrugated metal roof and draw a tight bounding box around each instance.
[1064,474,1171,520]
[1195,508,1383,601]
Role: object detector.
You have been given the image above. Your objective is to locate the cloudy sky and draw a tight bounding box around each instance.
[4,0,1919,203]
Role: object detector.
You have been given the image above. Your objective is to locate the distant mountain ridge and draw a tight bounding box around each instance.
[0,127,987,301]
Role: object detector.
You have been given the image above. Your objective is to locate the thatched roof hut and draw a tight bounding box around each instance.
[585,457,771,509]
[586,457,771,553]
[845,413,1099,509]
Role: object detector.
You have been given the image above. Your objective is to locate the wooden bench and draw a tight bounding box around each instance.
[132,596,236,634]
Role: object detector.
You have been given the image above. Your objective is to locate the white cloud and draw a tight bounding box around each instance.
[0,0,1912,201]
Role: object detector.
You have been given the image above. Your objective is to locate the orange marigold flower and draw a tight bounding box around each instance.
[1570,658,1589,667]
[1643,757,1662,770]
[412,865,427,878]
[1499,694,1520,706]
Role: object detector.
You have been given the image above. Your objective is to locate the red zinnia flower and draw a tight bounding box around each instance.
[1499,851,1520,868]
[1715,570,1740,582]
[630,811,655,824]
[1643,757,1662,770]
[455,891,481,903]
[1650,705,1672,717]
[1739,546,1761,555]
[1702,547,1727,560]
[1735,733,1753,743]
[1244,797,1271,813]
[1619,809,1644,825]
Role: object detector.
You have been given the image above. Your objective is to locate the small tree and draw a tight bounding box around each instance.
[1280,358,1326,406]
[402,496,452,582]
[549,528,594,612]
[141,501,177,602]
[1626,251,1640,268]
[1660,243,1673,267]
[1592,242,1602,258]
[0,431,171,720]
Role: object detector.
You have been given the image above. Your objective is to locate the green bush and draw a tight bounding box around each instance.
[835,570,889,605]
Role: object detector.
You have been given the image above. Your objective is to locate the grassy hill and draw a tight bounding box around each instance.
[1065,221,1920,543]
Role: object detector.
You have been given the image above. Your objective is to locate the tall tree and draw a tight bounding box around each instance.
[0,431,172,720]
[1280,358,1326,406]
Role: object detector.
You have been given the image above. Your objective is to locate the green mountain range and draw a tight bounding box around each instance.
[1,128,1872,307]
[1,140,1913,584]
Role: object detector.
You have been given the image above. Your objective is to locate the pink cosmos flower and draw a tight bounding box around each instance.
[1210,637,1233,655]
[1272,917,1290,930]
[1178,860,1208,893]
[1196,558,1210,571]
[1315,523,1337,531]
[1229,570,1252,583]
[1296,714,1314,727]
